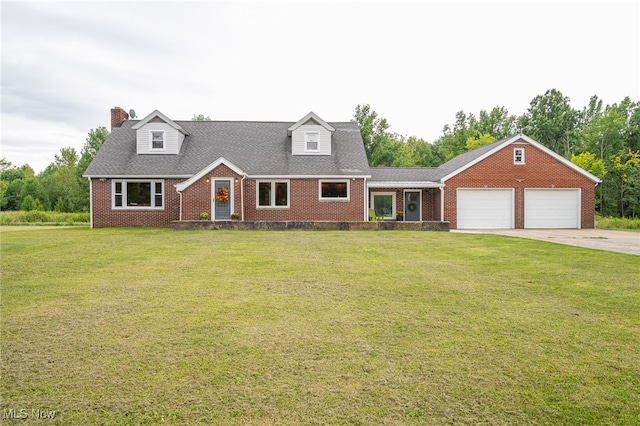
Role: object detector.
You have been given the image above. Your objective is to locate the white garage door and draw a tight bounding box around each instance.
[525,189,580,229]
[457,189,514,229]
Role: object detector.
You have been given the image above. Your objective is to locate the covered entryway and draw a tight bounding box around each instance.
[213,179,233,221]
[524,189,580,229]
[457,188,514,229]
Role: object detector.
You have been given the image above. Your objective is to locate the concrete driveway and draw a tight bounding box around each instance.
[453,229,640,255]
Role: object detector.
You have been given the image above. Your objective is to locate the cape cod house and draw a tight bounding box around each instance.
[83,107,601,229]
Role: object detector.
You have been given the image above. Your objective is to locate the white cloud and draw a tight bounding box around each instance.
[1,0,638,171]
[1,113,87,173]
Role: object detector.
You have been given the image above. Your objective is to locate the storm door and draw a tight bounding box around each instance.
[213,180,232,221]
[404,191,421,221]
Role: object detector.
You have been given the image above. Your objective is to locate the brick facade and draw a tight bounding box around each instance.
[244,177,366,221]
[90,137,596,229]
[91,178,181,228]
[91,165,368,226]
[442,142,597,229]
[181,164,243,221]
[367,188,441,221]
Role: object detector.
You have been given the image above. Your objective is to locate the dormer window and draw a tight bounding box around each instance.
[305,132,320,152]
[514,147,525,164]
[151,131,165,150]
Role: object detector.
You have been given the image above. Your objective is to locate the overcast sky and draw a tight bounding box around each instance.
[1,0,638,173]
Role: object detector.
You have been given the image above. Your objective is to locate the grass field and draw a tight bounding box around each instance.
[1,228,638,425]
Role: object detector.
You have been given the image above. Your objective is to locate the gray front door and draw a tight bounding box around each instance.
[214,180,231,220]
[404,191,421,221]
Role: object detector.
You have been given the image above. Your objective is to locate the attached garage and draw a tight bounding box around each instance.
[524,189,580,229]
[457,189,514,229]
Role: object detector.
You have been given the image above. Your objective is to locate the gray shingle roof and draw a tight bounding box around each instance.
[84,120,371,177]
[369,167,442,183]
[435,135,514,179]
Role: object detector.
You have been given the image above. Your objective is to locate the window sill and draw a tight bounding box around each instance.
[112,207,165,211]
[256,206,290,210]
[319,198,350,202]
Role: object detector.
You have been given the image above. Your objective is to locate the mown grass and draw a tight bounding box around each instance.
[0,210,89,226]
[1,228,638,425]
[596,215,640,231]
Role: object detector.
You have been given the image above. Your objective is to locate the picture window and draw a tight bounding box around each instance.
[113,180,164,209]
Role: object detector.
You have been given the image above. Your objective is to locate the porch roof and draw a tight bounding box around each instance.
[368,167,443,188]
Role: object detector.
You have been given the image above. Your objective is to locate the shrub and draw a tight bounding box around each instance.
[0,211,90,225]
[596,216,640,230]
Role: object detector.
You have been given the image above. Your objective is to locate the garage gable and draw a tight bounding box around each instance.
[439,135,601,184]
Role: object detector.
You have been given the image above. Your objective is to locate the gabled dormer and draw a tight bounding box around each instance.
[288,112,335,156]
[132,110,189,155]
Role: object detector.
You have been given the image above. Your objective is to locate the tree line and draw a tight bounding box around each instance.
[2,91,638,218]
[0,127,109,213]
[354,89,639,218]
[0,114,210,213]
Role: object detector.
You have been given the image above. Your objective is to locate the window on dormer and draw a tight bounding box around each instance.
[151,131,165,150]
[305,132,319,151]
[514,148,525,164]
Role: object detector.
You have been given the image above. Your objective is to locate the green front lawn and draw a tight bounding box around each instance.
[1,228,638,425]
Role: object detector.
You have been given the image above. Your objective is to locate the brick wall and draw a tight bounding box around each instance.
[244,178,366,221]
[92,169,368,226]
[368,188,441,221]
[91,178,181,227]
[181,165,243,221]
[443,142,597,229]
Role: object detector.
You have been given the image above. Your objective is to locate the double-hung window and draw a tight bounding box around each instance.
[305,132,319,152]
[113,180,164,209]
[319,180,349,200]
[514,148,525,164]
[257,181,289,208]
[151,131,165,150]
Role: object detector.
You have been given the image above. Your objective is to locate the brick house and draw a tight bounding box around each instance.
[84,107,600,229]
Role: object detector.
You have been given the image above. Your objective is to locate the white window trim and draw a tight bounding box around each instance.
[514,147,525,164]
[305,131,320,152]
[150,130,166,151]
[370,191,396,220]
[319,179,350,201]
[256,180,290,209]
[112,179,165,210]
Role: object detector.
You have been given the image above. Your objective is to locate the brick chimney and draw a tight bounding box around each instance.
[110,107,129,129]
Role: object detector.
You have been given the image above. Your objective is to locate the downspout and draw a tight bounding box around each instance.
[177,188,183,221]
[440,185,445,222]
[241,174,247,221]
[364,176,369,221]
[88,177,93,228]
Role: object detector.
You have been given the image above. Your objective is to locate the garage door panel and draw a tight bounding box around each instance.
[525,189,579,229]
[457,189,513,229]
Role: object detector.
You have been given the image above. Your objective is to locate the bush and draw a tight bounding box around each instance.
[21,210,50,223]
[596,216,640,230]
[0,211,90,225]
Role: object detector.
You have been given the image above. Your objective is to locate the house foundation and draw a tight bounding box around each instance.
[171,220,450,231]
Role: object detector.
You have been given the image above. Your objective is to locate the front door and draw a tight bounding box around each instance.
[404,191,421,221]
[213,180,232,221]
